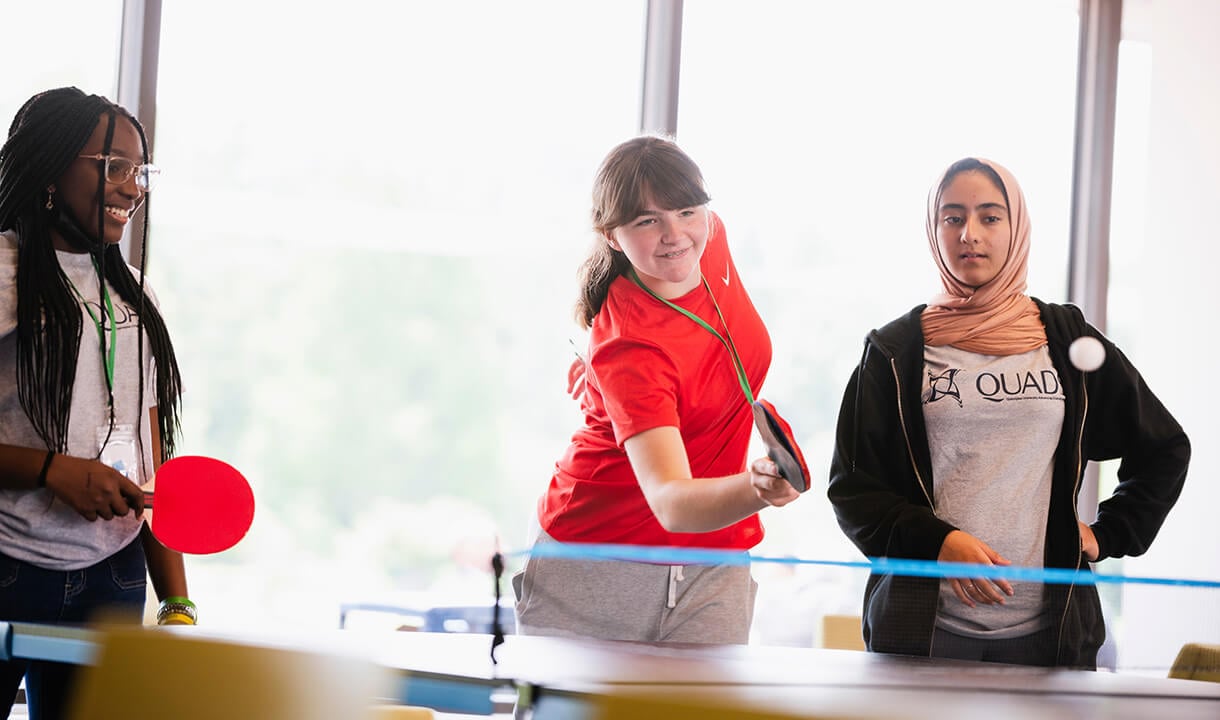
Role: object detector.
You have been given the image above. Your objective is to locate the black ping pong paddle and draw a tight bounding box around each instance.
[752,400,810,493]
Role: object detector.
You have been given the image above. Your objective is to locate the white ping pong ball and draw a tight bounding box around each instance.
[1069,336,1106,372]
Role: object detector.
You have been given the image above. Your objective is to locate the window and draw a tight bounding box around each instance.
[153,0,645,629]
[1106,0,1220,672]
[679,0,1080,645]
[21,3,1209,670]
[0,1,122,112]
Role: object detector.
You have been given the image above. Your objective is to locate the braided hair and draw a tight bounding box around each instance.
[0,87,182,461]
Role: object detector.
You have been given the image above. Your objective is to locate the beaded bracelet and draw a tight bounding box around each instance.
[36,451,55,488]
[157,596,197,626]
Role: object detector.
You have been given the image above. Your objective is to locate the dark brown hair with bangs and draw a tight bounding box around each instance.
[575,135,710,328]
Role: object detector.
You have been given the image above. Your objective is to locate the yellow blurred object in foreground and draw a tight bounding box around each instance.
[67,626,393,720]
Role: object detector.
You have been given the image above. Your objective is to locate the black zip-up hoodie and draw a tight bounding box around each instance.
[828,299,1190,668]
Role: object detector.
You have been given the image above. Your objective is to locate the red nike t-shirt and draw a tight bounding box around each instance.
[538,213,772,549]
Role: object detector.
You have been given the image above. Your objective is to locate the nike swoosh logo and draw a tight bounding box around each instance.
[722,261,731,287]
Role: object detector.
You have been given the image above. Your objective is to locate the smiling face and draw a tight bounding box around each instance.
[934,170,1011,289]
[606,191,711,298]
[51,112,145,251]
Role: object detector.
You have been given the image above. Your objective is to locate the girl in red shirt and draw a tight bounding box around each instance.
[514,136,801,643]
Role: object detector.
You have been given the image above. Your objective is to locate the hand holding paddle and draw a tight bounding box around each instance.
[42,453,144,522]
[43,453,254,554]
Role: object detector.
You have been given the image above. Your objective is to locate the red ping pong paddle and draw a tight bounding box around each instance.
[143,455,255,554]
[752,400,810,493]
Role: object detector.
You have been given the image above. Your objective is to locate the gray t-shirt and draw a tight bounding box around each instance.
[0,230,158,570]
[922,343,1064,639]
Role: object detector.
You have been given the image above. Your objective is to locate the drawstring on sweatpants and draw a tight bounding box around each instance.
[667,565,685,608]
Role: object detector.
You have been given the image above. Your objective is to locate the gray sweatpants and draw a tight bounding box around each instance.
[512,530,757,644]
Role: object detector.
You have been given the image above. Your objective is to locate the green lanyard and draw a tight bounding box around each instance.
[627,267,755,406]
[68,261,117,402]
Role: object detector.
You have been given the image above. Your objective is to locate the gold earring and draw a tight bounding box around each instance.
[45,194,53,211]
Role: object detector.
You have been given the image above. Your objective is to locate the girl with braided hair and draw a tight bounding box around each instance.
[0,87,190,718]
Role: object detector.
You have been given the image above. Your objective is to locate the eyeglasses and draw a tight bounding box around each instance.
[77,153,161,191]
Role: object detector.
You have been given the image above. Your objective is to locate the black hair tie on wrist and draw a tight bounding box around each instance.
[37,451,55,488]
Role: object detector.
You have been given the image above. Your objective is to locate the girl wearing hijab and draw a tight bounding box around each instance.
[827,157,1189,669]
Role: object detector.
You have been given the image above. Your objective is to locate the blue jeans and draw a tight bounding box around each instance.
[0,537,147,720]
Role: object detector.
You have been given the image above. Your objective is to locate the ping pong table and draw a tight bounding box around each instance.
[4,621,1218,719]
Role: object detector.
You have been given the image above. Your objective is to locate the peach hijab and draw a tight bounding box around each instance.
[920,158,1046,355]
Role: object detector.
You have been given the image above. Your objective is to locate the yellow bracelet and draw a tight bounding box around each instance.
[158,611,194,626]
[158,611,196,626]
